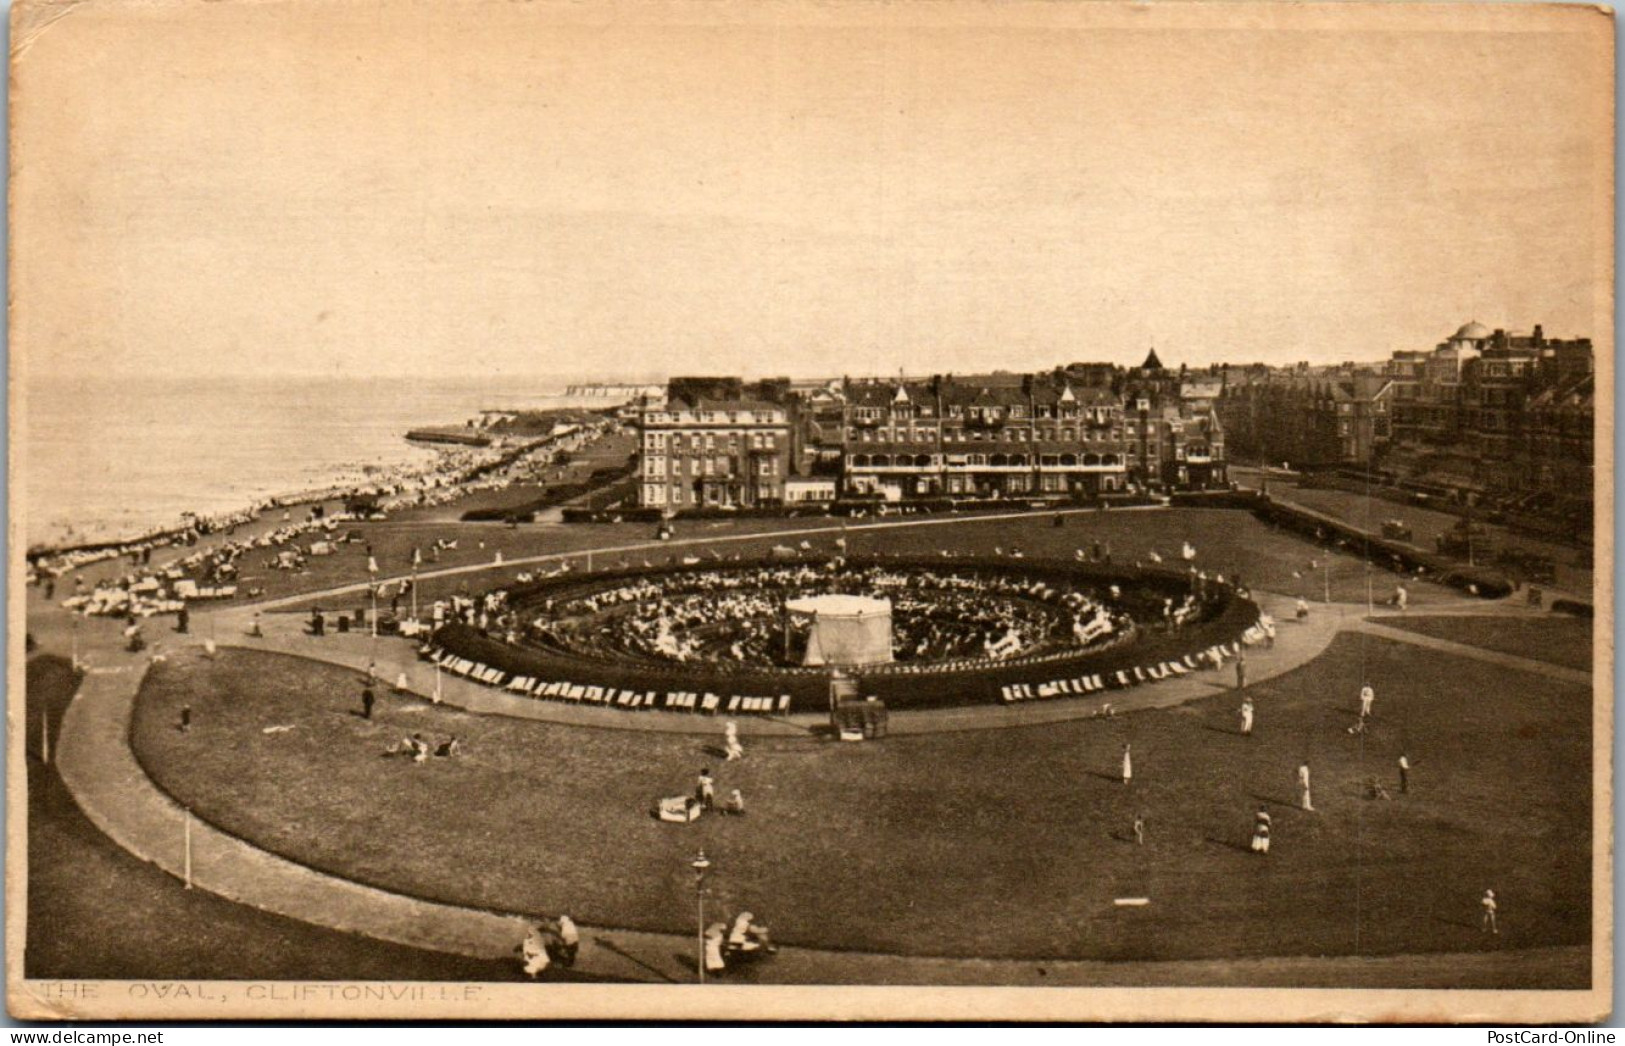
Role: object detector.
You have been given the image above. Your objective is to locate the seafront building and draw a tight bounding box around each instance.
[634,357,1230,510]
[636,379,793,510]
[1216,320,1595,540]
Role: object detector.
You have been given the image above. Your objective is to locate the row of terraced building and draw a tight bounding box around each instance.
[636,352,1229,510]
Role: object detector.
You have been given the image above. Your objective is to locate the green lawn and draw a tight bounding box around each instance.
[1373,614,1594,672]
[131,639,1590,983]
[265,506,1468,617]
[25,656,572,982]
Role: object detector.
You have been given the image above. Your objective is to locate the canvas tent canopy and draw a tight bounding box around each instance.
[785,594,894,667]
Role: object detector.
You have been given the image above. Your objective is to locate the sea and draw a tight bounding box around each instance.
[20,373,610,550]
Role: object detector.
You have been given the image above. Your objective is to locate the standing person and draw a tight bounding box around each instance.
[1235,650,1247,690]
[1239,697,1255,737]
[177,705,191,733]
[1394,583,1409,612]
[1133,813,1145,846]
[555,915,579,966]
[1398,754,1411,794]
[723,721,744,762]
[1481,889,1499,934]
[1121,743,1133,786]
[1296,596,1310,620]
[1360,683,1375,719]
[366,660,378,686]
[248,611,263,637]
[1251,807,1272,854]
[361,686,375,721]
[696,768,716,810]
[1298,762,1314,811]
[176,604,190,634]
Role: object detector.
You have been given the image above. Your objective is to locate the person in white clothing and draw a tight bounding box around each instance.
[520,925,551,978]
[1360,684,1375,718]
[704,923,728,975]
[1240,698,1255,737]
[556,914,579,966]
[1251,807,1272,854]
[1481,889,1499,934]
[1121,743,1133,785]
[723,721,744,762]
[1298,762,1314,811]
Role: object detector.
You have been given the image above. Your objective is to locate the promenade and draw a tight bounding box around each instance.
[34,497,1591,988]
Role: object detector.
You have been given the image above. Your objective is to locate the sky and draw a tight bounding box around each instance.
[11,0,1613,383]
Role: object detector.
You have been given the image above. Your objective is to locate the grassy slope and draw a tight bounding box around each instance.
[266,507,1470,615]
[25,656,569,982]
[130,637,1589,981]
[1375,614,1594,672]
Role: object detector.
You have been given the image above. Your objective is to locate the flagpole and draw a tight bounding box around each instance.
[368,553,379,641]
[183,807,193,890]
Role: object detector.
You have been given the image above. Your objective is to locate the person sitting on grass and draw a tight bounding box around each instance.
[727,912,776,954]
[721,789,746,816]
[434,736,461,758]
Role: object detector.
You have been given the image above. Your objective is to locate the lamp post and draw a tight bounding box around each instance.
[691,849,711,983]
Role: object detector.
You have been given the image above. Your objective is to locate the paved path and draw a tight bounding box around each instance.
[46,642,1587,987]
[205,588,1345,737]
[247,503,1173,612]
[1354,620,1592,686]
[38,500,1589,985]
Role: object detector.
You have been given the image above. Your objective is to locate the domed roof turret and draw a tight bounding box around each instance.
[1453,321,1492,341]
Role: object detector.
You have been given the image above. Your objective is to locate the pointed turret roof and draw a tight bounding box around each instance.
[1141,347,1165,371]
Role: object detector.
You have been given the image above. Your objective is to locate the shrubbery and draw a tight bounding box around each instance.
[431,555,1261,711]
[1252,499,1512,599]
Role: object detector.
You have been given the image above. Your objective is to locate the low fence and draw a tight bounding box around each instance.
[427,556,1264,713]
[561,492,1164,525]
[1251,498,1513,599]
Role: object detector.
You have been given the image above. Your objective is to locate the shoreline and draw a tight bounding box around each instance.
[25,407,618,565]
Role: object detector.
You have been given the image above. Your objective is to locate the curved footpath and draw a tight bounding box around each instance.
[206,588,1343,737]
[47,587,1587,987]
[40,503,1589,986]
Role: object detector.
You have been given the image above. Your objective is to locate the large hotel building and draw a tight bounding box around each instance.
[635,356,1228,510]
[637,395,792,510]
